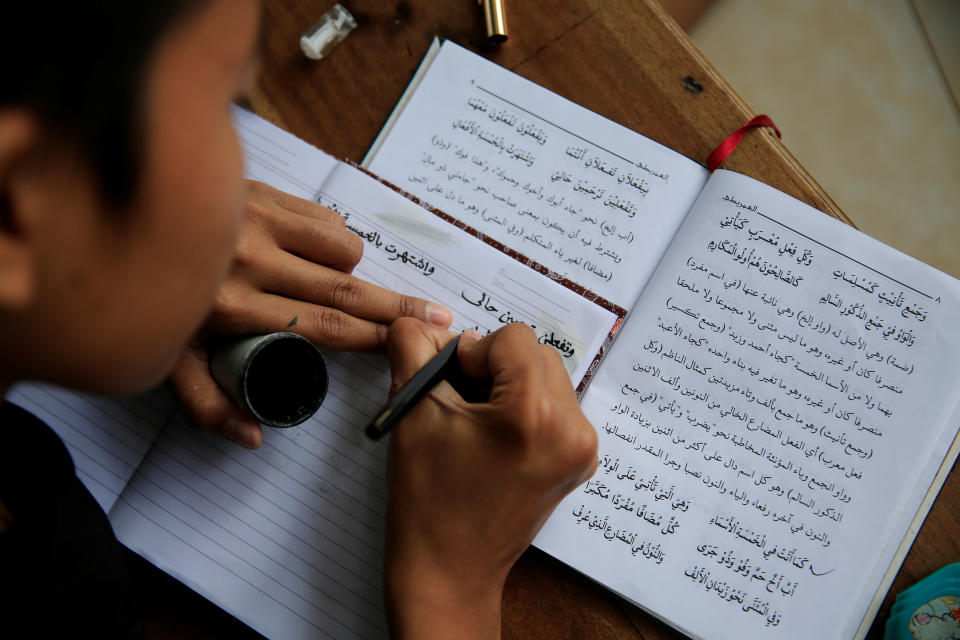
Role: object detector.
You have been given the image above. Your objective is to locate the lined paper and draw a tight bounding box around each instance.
[236,110,339,198]
[111,352,392,640]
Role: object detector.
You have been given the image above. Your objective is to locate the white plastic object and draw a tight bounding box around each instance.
[300,4,357,60]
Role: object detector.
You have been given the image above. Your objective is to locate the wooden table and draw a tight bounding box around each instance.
[135,1,959,637]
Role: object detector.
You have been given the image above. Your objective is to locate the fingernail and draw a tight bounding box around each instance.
[425,303,453,327]
[224,418,259,449]
[460,329,483,343]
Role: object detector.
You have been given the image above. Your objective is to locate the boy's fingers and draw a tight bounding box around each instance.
[534,343,599,485]
[167,344,263,449]
[539,342,577,400]
[269,215,364,273]
[387,318,456,391]
[211,290,396,352]
[232,255,453,334]
[245,180,344,225]
[456,323,544,391]
[227,249,453,336]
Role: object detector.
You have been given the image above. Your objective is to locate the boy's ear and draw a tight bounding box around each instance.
[0,110,39,310]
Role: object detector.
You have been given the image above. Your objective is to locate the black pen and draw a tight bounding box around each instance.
[365,334,490,440]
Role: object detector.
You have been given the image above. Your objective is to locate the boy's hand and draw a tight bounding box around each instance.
[168,181,452,448]
[383,319,598,640]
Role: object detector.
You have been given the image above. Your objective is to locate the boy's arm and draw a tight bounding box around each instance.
[383,320,598,640]
[167,180,453,448]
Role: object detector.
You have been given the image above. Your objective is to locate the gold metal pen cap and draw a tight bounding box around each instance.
[478,0,508,43]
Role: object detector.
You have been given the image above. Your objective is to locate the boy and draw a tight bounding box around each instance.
[0,2,597,638]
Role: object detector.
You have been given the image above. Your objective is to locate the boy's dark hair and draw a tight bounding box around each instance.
[1,3,207,211]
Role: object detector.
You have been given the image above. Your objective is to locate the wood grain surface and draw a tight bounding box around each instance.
[134,1,957,637]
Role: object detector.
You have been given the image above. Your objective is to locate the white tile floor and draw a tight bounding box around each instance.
[689,0,960,278]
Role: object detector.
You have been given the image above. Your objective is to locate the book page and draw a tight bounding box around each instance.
[365,40,709,309]
[5,383,176,512]
[318,162,618,384]
[109,111,619,640]
[534,170,960,640]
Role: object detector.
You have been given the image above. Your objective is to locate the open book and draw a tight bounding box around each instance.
[360,40,960,639]
[9,39,960,640]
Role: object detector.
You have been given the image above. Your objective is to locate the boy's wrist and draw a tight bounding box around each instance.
[386,558,505,640]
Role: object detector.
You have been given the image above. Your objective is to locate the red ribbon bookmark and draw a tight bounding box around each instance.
[706,114,781,172]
